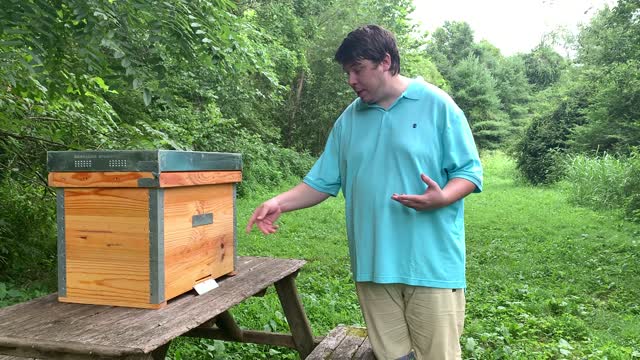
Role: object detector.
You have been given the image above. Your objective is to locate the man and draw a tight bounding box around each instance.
[246,25,482,360]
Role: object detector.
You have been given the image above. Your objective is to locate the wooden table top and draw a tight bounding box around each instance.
[0,256,306,358]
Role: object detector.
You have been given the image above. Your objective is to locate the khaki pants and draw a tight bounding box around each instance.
[355,282,465,360]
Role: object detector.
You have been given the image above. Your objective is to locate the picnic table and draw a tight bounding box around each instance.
[0,256,319,359]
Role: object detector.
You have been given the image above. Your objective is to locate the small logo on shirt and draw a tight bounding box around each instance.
[412,123,417,128]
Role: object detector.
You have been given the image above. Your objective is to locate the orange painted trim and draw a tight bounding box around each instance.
[159,171,242,187]
[48,172,155,188]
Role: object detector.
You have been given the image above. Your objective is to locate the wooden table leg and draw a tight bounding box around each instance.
[215,310,244,341]
[274,272,315,359]
[150,341,171,360]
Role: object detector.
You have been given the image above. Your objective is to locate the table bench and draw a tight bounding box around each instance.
[0,256,320,359]
[305,326,374,360]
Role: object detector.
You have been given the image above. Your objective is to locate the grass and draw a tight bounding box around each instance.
[560,152,630,210]
[463,152,640,359]
[2,151,638,359]
[560,152,640,222]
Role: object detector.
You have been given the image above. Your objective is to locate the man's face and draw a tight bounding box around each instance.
[343,59,387,104]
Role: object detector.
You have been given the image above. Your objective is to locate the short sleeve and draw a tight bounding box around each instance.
[303,121,342,196]
[442,107,483,193]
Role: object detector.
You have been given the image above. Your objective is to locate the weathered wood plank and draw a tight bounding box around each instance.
[331,328,366,360]
[352,336,374,360]
[121,258,305,352]
[305,327,374,360]
[305,326,347,360]
[0,257,305,358]
[0,336,146,359]
[0,257,267,332]
[275,273,316,359]
[159,171,242,187]
[185,328,297,349]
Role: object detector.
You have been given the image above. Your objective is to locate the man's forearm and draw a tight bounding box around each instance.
[274,182,331,212]
[442,178,477,205]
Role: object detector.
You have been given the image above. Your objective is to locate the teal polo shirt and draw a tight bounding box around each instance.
[304,79,483,288]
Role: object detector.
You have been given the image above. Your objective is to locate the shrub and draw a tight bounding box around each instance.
[514,107,575,185]
[513,77,590,185]
[0,179,57,283]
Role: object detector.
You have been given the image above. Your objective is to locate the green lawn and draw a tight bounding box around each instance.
[172,152,640,359]
[463,153,639,359]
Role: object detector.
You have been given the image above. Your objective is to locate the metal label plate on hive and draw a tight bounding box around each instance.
[192,213,214,227]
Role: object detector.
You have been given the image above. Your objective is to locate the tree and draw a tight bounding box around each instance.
[402,47,447,90]
[473,41,531,141]
[492,56,532,138]
[425,21,475,80]
[449,56,509,150]
[521,44,566,90]
[473,40,502,72]
[570,0,640,153]
[0,0,242,175]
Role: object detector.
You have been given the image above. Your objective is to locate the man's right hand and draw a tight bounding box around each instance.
[245,183,331,235]
[246,198,282,235]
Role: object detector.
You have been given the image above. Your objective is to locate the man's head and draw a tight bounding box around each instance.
[335,25,402,105]
[334,25,400,76]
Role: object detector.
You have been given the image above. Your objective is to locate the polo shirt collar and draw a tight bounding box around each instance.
[355,78,423,111]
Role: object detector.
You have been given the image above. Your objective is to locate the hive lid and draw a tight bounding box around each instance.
[47,150,242,172]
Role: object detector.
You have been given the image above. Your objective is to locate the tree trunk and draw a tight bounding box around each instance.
[287,70,305,148]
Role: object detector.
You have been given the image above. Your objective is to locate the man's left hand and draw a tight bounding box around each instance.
[391,174,448,211]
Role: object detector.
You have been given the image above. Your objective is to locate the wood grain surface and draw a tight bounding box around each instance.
[62,188,153,308]
[159,171,241,187]
[48,172,155,188]
[163,184,235,300]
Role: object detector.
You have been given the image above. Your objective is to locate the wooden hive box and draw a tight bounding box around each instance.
[47,150,242,309]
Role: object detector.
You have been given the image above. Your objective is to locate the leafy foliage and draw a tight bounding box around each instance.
[515,0,639,188]
[449,56,509,150]
[425,21,476,80]
[0,178,56,282]
[424,21,532,151]
[491,56,531,140]
[521,44,567,90]
[570,0,640,153]
[513,76,590,184]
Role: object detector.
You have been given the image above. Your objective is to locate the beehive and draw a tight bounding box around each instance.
[47,150,242,309]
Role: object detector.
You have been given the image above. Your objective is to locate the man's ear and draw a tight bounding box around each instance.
[380,53,392,72]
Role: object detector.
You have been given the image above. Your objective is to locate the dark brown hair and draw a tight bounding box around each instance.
[334,25,400,75]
